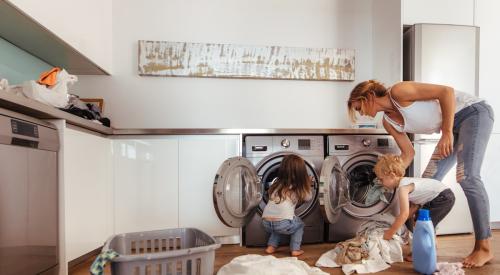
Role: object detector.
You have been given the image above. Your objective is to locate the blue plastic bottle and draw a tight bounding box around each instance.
[412,209,437,274]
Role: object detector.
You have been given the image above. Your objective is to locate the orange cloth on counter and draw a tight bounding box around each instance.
[37,67,61,87]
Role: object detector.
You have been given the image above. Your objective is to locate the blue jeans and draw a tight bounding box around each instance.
[262,216,304,251]
[422,101,494,240]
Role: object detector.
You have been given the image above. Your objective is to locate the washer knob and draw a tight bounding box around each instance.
[281,139,290,148]
[362,139,371,147]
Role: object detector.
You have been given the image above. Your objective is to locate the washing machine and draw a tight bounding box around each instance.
[212,135,325,247]
[323,134,402,242]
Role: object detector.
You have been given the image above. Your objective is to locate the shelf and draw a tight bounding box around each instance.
[0,92,113,135]
[0,0,109,75]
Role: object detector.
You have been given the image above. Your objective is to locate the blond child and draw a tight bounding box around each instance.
[374,154,455,241]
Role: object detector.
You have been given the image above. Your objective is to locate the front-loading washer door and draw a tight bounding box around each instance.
[320,156,350,224]
[213,157,262,228]
[342,153,395,217]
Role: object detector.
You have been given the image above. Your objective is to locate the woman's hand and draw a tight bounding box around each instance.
[437,131,454,158]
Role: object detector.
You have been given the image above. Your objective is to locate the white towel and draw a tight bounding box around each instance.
[217,254,328,275]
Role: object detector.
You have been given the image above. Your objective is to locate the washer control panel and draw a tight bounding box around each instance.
[245,135,324,158]
[328,135,399,156]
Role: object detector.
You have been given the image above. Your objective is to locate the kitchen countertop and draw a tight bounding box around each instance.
[112,128,387,135]
[0,91,113,135]
[0,92,387,136]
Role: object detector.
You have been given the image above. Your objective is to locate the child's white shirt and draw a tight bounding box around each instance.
[399,177,448,205]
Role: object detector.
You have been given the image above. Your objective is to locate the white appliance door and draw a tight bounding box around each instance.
[413,140,473,235]
[320,156,349,224]
[213,157,262,228]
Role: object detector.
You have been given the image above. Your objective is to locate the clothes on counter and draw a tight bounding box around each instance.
[60,94,111,127]
[316,221,408,274]
[37,67,61,87]
[217,254,328,275]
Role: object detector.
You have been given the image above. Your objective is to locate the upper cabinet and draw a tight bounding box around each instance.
[403,0,475,25]
[0,0,112,75]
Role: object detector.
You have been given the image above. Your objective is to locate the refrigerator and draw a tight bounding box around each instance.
[403,23,477,235]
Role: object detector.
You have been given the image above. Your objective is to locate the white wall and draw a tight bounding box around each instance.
[8,0,113,72]
[73,0,400,129]
[372,0,403,84]
[403,0,475,25]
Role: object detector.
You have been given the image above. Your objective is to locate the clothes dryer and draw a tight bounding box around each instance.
[323,134,401,242]
[213,135,325,246]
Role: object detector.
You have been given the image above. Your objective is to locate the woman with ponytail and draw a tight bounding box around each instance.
[347,80,494,268]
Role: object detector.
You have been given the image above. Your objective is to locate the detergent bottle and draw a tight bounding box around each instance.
[412,209,437,274]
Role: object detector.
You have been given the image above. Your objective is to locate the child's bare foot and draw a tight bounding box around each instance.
[404,255,413,262]
[291,250,304,256]
[265,246,276,254]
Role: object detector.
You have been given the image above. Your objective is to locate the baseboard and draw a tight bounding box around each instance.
[214,235,241,245]
[67,246,102,273]
[491,221,500,230]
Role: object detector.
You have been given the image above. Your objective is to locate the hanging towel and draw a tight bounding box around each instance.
[90,249,119,275]
[37,67,61,87]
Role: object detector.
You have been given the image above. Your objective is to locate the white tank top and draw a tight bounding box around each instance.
[262,191,312,220]
[399,177,448,205]
[384,89,483,134]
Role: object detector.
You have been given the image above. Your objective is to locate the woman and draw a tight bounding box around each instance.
[347,80,494,268]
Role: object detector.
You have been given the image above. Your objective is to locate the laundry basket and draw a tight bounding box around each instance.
[103,228,221,275]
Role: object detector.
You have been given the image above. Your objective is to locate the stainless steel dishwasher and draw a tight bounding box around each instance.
[0,108,59,275]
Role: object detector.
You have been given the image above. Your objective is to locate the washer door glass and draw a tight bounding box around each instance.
[320,156,349,223]
[256,152,318,218]
[213,157,262,227]
[343,153,395,217]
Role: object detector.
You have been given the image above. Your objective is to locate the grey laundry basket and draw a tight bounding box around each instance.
[102,228,221,275]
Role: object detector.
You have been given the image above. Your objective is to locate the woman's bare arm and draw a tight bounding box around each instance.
[383,119,414,168]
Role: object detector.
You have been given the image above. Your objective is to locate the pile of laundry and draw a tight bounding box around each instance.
[316,221,409,274]
[0,68,111,127]
[61,94,110,127]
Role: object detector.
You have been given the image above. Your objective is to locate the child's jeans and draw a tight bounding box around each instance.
[422,188,456,228]
[262,216,304,251]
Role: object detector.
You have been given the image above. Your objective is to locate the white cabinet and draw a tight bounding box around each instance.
[7,0,112,73]
[178,135,240,237]
[112,137,179,234]
[403,0,474,25]
[63,127,113,261]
